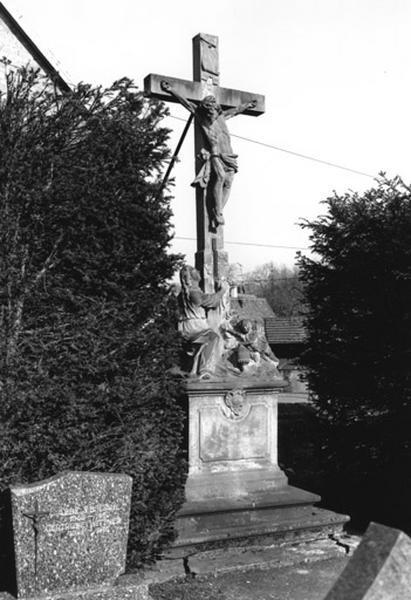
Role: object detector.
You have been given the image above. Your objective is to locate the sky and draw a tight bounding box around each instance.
[5,0,411,273]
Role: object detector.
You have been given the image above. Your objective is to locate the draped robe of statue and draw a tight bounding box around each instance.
[178,266,227,378]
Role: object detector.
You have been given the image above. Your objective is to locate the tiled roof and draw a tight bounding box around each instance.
[230,294,275,321]
[265,317,306,345]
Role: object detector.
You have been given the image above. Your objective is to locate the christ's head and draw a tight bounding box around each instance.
[200,95,221,117]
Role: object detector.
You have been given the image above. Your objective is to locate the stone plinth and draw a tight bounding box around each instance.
[171,380,349,555]
[185,382,288,503]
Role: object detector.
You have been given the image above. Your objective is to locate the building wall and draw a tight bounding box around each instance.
[0,18,38,92]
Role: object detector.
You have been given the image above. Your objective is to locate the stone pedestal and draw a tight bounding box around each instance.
[185,383,288,502]
[171,380,348,555]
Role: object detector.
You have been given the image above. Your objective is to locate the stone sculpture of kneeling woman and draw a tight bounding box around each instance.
[178,266,227,379]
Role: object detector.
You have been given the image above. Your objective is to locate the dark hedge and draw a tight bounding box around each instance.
[0,64,186,566]
[298,176,411,533]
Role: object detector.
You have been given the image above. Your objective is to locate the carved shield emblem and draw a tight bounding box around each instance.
[222,389,248,420]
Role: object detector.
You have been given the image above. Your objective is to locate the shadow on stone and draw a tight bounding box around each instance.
[0,489,17,596]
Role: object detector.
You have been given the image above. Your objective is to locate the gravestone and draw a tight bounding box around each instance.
[324,522,411,600]
[0,471,148,600]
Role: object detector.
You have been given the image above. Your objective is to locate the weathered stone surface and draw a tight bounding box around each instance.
[185,385,288,502]
[187,537,350,576]
[140,560,187,585]
[7,471,132,599]
[174,382,348,554]
[173,500,348,554]
[0,576,149,600]
[325,522,411,599]
[145,33,264,292]
[144,73,265,115]
[150,555,350,600]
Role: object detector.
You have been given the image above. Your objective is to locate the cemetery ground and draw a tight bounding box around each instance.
[148,523,411,599]
[149,554,349,600]
[2,357,409,600]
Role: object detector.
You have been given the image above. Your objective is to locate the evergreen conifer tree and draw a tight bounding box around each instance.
[0,64,185,565]
[298,176,411,530]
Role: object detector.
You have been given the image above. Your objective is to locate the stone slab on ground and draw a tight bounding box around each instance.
[187,538,350,576]
[138,561,188,586]
[171,493,349,555]
[149,555,350,600]
[325,522,411,599]
[147,534,360,585]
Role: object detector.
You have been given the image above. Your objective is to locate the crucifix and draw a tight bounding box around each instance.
[23,500,50,587]
[144,33,265,293]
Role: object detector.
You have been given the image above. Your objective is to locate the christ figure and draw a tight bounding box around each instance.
[160,80,256,230]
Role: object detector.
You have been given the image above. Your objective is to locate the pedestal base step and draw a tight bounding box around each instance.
[170,485,349,556]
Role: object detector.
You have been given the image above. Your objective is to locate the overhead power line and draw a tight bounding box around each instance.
[168,114,374,179]
[247,276,300,282]
[174,236,308,251]
[231,133,374,179]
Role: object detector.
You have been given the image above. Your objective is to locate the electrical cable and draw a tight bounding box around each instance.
[168,114,374,179]
[174,236,308,251]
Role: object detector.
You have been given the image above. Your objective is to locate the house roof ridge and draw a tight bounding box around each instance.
[0,1,71,92]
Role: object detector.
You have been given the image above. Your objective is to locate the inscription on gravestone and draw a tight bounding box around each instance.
[8,471,132,599]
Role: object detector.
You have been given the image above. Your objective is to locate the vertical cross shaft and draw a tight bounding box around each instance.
[192,34,228,293]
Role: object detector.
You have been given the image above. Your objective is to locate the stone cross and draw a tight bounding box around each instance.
[144,33,265,292]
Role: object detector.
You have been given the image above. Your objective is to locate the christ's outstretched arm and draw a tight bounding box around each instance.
[160,80,196,114]
[223,100,257,120]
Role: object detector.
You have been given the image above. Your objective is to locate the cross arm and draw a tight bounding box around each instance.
[223,101,256,120]
[144,74,202,105]
[218,88,265,116]
[144,73,265,116]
